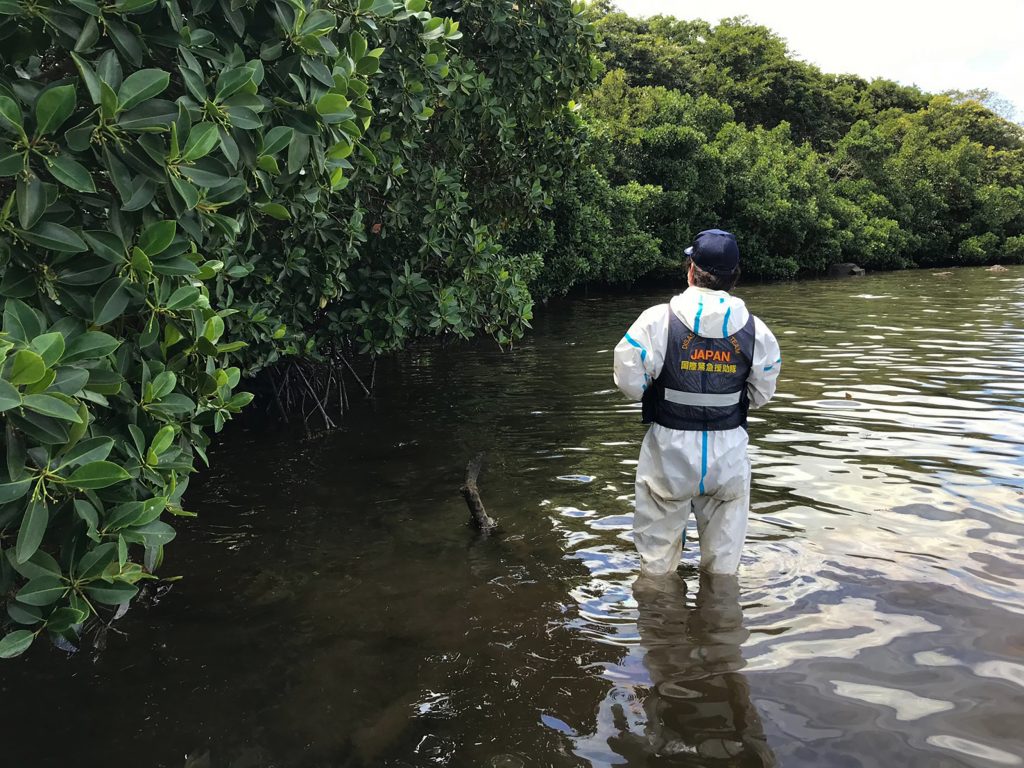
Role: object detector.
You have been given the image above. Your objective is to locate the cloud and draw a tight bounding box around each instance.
[613,0,1024,120]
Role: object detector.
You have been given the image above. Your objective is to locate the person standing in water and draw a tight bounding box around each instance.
[613,229,781,574]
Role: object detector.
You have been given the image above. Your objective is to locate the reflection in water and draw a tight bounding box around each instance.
[577,573,775,766]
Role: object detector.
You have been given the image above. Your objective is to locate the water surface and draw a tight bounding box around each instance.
[3,266,1023,767]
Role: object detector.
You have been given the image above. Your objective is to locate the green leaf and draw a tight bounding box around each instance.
[138,220,176,256]
[131,247,152,276]
[349,31,368,60]
[117,68,170,111]
[202,315,225,342]
[257,154,279,175]
[23,369,55,395]
[47,154,96,192]
[49,367,90,396]
[74,15,99,53]
[151,256,199,276]
[34,85,77,136]
[287,133,309,173]
[115,0,156,12]
[149,425,174,456]
[316,93,354,123]
[7,548,61,580]
[262,126,293,156]
[257,202,290,220]
[99,81,118,120]
[10,410,69,445]
[64,460,131,489]
[356,56,380,76]
[14,497,48,564]
[16,175,46,230]
[63,331,120,363]
[16,576,65,606]
[215,68,253,102]
[64,400,89,448]
[19,222,87,253]
[0,378,20,411]
[83,230,125,263]
[227,391,254,409]
[7,602,44,626]
[169,174,199,209]
[121,178,157,212]
[117,99,177,131]
[84,580,137,605]
[0,263,35,298]
[59,436,114,467]
[22,394,83,423]
[46,606,87,633]
[0,629,34,658]
[300,8,335,36]
[92,278,131,325]
[84,368,123,395]
[0,477,31,503]
[145,392,194,415]
[9,349,45,385]
[181,122,220,162]
[29,332,65,367]
[75,541,116,579]
[128,519,176,547]
[165,286,200,310]
[0,94,24,136]
[0,147,26,176]
[105,496,164,530]
[149,370,176,400]
[3,298,41,340]
[71,52,103,105]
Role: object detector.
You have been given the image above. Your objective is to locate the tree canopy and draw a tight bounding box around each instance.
[0,0,596,658]
[527,8,1024,295]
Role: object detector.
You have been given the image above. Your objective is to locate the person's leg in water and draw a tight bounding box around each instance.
[692,492,749,573]
[633,426,699,574]
[692,428,752,573]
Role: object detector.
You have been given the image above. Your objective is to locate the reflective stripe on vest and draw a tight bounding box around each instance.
[663,388,743,407]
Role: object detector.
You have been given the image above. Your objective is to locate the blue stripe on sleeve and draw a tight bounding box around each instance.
[722,307,731,337]
[623,332,650,388]
[623,332,646,363]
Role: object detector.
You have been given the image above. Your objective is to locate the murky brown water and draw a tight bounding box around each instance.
[3,266,1023,768]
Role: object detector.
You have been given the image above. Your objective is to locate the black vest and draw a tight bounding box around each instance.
[642,307,756,431]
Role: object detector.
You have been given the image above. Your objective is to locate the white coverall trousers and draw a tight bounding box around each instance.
[634,423,751,575]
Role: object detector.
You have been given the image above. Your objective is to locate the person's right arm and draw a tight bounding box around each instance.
[746,317,781,409]
[613,305,669,402]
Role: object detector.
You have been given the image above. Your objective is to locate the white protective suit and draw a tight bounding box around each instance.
[614,287,781,574]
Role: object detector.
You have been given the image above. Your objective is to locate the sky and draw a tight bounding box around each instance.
[613,0,1024,121]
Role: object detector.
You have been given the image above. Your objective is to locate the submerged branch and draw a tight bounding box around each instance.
[460,453,498,531]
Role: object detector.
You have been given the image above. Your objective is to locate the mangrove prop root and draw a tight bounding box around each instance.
[461,453,498,531]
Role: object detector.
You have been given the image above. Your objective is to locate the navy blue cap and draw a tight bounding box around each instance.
[684,229,740,275]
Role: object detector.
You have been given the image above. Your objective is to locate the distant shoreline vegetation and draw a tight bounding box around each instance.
[517,4,1024,297]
